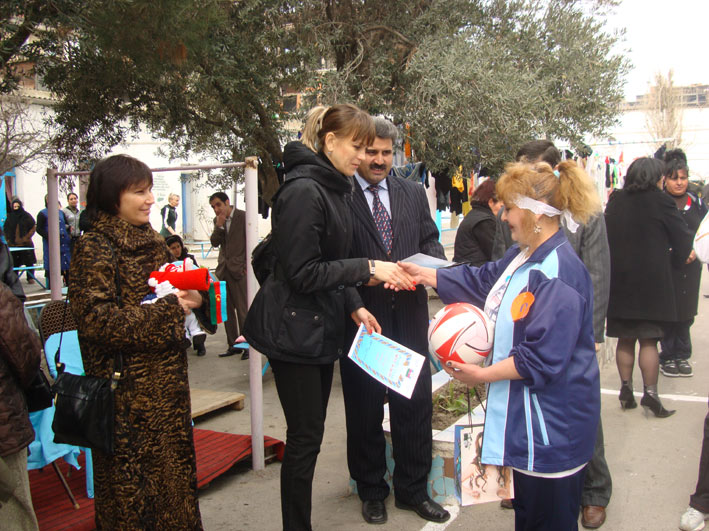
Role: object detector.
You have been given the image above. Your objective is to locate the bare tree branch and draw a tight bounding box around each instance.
[0,95,57,174]
[645,70,683,150]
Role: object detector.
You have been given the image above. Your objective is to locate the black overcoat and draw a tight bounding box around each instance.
[605,188,694,322]
[453,202,496,266]
[666,192,707,320]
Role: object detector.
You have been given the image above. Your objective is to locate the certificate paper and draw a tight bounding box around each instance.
[347,324,425,399]
[401,252,457,269]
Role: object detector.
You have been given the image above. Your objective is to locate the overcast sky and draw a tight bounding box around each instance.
[606,0,708,100]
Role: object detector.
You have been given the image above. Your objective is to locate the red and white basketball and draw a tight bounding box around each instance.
[428,302,493,365]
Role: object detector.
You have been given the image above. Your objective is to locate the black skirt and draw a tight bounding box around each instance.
[606,317,665,339]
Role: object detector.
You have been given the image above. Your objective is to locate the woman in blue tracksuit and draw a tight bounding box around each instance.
[400,161,601,530]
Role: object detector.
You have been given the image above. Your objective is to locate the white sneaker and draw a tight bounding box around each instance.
[680,507,709,531]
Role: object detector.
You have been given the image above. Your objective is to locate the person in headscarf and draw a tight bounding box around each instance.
[3,198,37,284]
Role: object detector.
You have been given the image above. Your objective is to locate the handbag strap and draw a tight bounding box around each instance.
[55,236,123,388]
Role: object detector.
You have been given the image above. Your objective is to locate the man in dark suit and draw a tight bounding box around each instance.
[342,117,449,524]
[209,192,248,359]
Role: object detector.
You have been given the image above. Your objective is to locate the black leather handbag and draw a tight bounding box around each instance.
[51,239,122,455]
[25,368,53,412]
[52,365,119,454]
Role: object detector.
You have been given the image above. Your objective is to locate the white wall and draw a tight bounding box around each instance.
[585,107,709,181]
[10,107,266,262]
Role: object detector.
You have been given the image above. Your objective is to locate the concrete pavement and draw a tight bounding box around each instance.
[27,241,707,530]
[187,259,707,530]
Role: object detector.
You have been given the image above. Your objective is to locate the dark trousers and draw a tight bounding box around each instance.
[340,355,432,504]
[221,271,247,347]
[660,318,694,361]
[270,359,334,531]
[689,401,709,514]
[512,467,585,531]
[581,418,612,507]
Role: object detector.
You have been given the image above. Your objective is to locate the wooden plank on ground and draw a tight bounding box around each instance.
[191,388,245,419]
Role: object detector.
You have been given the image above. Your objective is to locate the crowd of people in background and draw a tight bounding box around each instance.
[2,101,709,531]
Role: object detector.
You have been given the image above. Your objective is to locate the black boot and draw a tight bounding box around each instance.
[640,385,675,418]
[619,381,637,410]
[193,334,207,357]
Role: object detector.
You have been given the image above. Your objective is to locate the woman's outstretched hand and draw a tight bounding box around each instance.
[397,261,438,289]
[351,307,382,334]
[373,261,415,291]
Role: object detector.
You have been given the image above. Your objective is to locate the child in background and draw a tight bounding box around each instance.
[146,235,207,356]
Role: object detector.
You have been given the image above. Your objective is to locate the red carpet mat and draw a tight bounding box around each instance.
[29,429,284,531]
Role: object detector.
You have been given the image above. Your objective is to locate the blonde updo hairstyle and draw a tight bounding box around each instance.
[497,161,601,236]
[301,103,375,154]
[301,105,329,152]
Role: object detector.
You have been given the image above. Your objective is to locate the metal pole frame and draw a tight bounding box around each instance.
[243,156,264,470]
[46,168,62,300]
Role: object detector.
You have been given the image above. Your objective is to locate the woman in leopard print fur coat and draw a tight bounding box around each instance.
[69,155,206,530]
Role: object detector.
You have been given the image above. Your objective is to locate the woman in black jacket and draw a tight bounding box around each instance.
[244,104,412,531]
[605,157,693,417]
[659,149,707,378]
[453,179,502,265]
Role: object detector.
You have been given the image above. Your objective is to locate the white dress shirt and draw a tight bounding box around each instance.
[354,172,391,216]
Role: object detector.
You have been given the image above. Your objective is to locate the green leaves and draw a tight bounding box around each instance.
[2,0,627,198]
[310,0,628,174]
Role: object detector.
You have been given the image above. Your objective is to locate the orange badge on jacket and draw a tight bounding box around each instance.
[510,292,535,321]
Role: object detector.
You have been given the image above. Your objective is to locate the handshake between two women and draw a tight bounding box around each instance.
[369,260,436,291]
[351,261,437,335]
[367,260,422,291]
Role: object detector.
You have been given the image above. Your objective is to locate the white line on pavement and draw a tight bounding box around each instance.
[420,504,459,531]
[600,388,707,403]
[416,390,704,531]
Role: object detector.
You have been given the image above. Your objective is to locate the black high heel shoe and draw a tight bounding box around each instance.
[619,384,637,410]
[640,390,675,418]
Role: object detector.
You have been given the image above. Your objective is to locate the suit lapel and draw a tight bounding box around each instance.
[388,176,404,254]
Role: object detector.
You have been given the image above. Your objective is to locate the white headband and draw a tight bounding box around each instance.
[513,195,579,233]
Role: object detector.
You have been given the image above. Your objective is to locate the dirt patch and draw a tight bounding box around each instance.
[432,380,487,431]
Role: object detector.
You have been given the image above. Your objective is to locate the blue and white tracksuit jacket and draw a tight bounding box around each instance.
[437,229,600,473]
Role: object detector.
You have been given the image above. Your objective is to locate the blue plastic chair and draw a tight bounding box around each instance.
[27,407,81,470]
[44,331,82,379]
